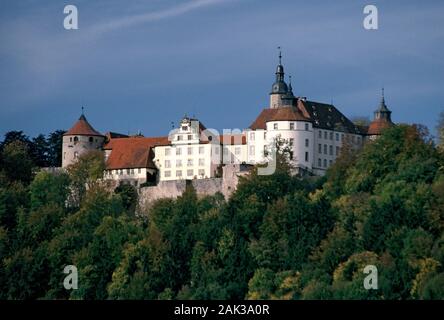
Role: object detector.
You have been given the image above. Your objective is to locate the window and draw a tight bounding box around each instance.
[89,137,93,143]
[198,169,205,176]
[249,145,255,155]
[177,135,182,141]
[305,139,309,147]
[330,132,333,140]
[165,148,171,156]
[341,134,344,142]
[305,152,309,162]
[324,159,327,168]
[318,131,322,139]
[329,145,333,155]
[131,169,134,175]
[74,136,79,143]
[188,135,192,140]
[126,169,130,175]
[324,144,327,154]
[235,147,241,155]
[176,159,182,167]
[181,125,188,131]
[305,123,309,131]
[187,169,193,176]
[336,133,339,141]
[318,158,322,167]
[199,146,204,154]
[188,147,193,155]
[176,147,182,155]
[199,158,205,166]
[289,138,294,147]
[264,132,267,140]
[329,160,333,166]
[223,147,228,155]
[187,159,193,167]
[138,168,142,174]
[319,143,322,153]
[69,137,72,142]
[274,123,278,130]
[164,171,171,178]
[290,123,295,130]
[336,146,340,156]
[176,170,182,177]
[165,160,171,168]
[74,151,79,159]
[250,132,255,141]
[324,131,327,139]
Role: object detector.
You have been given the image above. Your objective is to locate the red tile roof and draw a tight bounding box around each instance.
[104,136,169,170]
[367,118,393,135]
[249,106,309,130]
[268,106,310,122]
[65,115,103,136]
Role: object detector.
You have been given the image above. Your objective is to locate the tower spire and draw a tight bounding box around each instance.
[278,46,282,65]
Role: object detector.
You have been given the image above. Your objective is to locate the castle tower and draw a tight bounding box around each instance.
[62,112,105,168]
[270,49,290,109]
[367,88,394,139]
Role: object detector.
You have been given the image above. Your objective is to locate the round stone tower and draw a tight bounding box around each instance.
[62,113,105,168]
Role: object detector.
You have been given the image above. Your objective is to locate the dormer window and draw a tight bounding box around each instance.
[182,126,188,131]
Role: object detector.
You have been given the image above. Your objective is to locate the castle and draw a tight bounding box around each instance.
[61,53,394,191]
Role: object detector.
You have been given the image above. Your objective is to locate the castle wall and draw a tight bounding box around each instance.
[137,163,249,211]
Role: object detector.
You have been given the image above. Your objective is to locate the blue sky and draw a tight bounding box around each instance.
[1,0,443,139]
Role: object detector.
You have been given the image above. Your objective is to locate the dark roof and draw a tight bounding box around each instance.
[105,132,129,140]
[297,99,366,135]
[104,136,169,170]
[65,115,103,137]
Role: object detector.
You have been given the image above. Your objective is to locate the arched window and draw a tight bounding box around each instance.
[74,136,79,143]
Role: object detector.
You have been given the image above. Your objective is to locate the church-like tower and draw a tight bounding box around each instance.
[368,88,394,139]
[62,112,105,168]
[269,49,294,109]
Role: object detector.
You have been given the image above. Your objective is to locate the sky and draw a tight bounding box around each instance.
[0,0,443,139]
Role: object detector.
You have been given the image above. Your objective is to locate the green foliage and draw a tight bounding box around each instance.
[0,124,443,300]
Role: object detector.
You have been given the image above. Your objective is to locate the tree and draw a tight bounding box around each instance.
[0,140,35,185]
[66,150,105,206]
[47,130,65,167]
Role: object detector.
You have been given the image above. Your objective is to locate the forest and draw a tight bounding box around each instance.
[0,121,443,300]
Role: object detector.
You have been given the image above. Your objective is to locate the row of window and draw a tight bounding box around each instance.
[165,158,205,168]
[69,136,99,144]
[318,158,333,168]
[105,168,142,176]
[165,146,205,156]
[318,144,340,156]
[318,130,361,144]
[176,134,197,141]
[164,169,206,178]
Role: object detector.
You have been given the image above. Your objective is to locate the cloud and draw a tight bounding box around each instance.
[87,0,233,37]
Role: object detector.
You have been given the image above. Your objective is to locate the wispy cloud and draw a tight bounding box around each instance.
[87,0,232,36]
